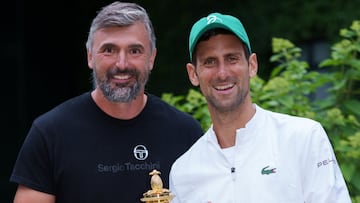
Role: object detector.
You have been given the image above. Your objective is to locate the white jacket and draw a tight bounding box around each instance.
[169,105,351,203]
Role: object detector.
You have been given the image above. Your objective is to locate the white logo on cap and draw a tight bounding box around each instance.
[133,145,149,160]
[207,15,222,24]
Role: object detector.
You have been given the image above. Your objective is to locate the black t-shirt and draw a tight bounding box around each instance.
[10,92,203,203]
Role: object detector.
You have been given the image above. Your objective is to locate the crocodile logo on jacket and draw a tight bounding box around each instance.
[261,165,276,175]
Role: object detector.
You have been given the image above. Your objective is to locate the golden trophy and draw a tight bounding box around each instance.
[140,169,174,203]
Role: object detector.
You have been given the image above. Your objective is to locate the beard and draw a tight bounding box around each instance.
[203,76,250,113]
[92,66,150,103]
[206,88,249,113]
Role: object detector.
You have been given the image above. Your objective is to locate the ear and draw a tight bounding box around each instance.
[149,48,157,71]
[186,63,199,86]
[87,49,94,70]
[248,53,258,78]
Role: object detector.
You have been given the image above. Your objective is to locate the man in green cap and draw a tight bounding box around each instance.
[169,12,351,202]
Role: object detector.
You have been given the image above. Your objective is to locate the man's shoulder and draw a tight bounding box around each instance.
[35,92,91,122]
[172,134,206,164]
[256,105,326,142]
[257,105,321,127]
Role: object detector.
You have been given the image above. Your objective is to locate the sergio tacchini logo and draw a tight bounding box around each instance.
[133,145,148,160]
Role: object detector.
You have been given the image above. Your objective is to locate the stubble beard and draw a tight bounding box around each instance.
[93,67,150,103]
[206,82,249,113]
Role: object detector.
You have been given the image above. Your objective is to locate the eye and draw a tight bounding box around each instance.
[100,45,117,56]
[128,44,144,56]
[129,48,142,55]
[103,47,114,55]
[226,55,240,64]
[203,58,217,66]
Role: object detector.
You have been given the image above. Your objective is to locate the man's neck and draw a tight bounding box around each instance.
[210,101,256,148]
[91,89,147,120]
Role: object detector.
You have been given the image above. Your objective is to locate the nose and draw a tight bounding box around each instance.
[115,51,128,69]
[217,61,229,80]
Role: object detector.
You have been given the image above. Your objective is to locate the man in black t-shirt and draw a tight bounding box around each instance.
[10,2,203,203]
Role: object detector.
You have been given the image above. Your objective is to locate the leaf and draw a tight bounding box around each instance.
[340,163,356,182]
[344,100,360,116]
[352,168,360,192]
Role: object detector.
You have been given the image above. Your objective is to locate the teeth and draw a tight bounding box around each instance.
[215,83,234,90]
[114,75,131,80]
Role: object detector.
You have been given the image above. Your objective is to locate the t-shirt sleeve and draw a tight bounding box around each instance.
[10,122,55,195]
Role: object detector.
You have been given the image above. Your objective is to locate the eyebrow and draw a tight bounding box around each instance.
[98,42,117,50]
[97,43,145,52]
[224,52,242,57]
[128,43,145,50]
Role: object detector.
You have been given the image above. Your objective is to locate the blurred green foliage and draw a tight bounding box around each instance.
[162,20,360,201]
[140,0,360,96]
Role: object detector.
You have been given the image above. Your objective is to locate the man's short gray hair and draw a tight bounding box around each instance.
[85,1,156,53]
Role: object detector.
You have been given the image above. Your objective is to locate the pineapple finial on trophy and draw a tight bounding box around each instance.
[150,170,163,193]
[140,169,174,203]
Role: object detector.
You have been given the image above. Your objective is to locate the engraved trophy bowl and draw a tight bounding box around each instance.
[140,169,174,203]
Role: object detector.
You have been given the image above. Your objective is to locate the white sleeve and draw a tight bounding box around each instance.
[169,168,180,203]
[302,123,352,203]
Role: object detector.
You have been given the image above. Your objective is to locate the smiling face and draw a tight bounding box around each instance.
[87,22,156,103]
[187,33,257,113]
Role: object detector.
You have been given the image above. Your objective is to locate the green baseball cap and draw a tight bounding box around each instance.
[189,12,252,61]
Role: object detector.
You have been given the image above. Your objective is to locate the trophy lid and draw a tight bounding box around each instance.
[140,170,174,203]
